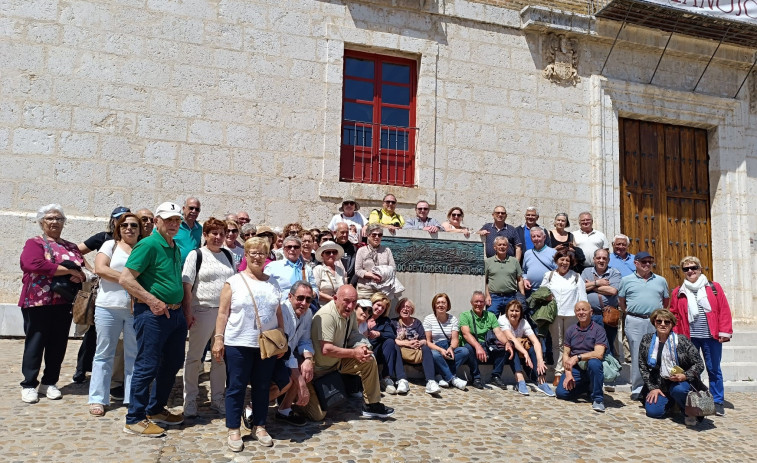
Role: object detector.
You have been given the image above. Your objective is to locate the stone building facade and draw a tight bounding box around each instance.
[0,0,755,322]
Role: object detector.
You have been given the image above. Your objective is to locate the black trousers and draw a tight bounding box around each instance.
[21,304,73,388]
[75,325,97,375]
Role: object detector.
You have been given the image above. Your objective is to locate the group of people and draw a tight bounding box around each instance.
[17,195,734,452]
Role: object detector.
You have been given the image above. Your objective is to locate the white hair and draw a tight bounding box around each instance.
[36,204,66,225]
[613,234,630,244]
[525,206,538,215]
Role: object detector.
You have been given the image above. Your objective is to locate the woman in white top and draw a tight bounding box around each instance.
[181,218,236,418]
[223,220,245,270]
[213,237,283,452]
[440,207,471,237]
[88,213,142,416]
[497,300,554,397]
[313,241,347,306]
[541,249,588,386]
[327,196,367,244]
[422,293,469,390]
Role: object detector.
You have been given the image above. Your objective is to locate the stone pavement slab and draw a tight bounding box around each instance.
[1,339,755,463]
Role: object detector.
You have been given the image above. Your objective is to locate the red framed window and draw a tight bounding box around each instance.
[340,50,417,187]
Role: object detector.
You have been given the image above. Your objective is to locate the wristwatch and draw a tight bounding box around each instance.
[577,354,583,362]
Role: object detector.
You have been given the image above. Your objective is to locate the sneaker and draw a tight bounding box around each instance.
[39,384,62,400]
[123,420,165,437]
[396,379,410,394]
[425,380,440,395]
[227,430,243,452]
[147,409,184,426]
[438,378,449,388]
[210,399,225,415]
[242,405,253,430]
[592,401,606,413]
[361,402,395,419]
[517,380,529,396]
[684,415,698,427]
[183,399,198,417]
[252,426,273,447]
[275,410,307,427]
[21,387,39,404]
[630,392,641,401]
[382,377,397,395]
[471,378,484,389]
[488,375,506,389]
[536,383,556,397]
[715,403,725,416]
[110,386,125,402]
[450,377,467,390]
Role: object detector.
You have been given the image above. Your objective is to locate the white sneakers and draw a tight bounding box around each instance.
[425,380,441,395]
[396,379,410,394]
[382,377,397,395]
[184,399,198,417]
[450,377,468,390]
[22,388,39,403]
[24,384,61,403]
[38,384,61,400]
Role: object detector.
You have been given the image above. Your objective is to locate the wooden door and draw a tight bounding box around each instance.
[619,118,713,287]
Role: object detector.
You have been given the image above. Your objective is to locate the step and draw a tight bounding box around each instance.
[720,346,757,364]
[728,331,757,347]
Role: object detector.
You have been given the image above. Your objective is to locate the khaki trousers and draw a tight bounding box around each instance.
[298,357,381,421]
[550,315,578,375]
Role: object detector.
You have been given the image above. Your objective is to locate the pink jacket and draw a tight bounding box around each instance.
[670,282,733,340]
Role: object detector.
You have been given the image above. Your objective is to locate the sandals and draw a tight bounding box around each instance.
[227,429,244,452]
[89,403,105,417]
[253,426,274,447]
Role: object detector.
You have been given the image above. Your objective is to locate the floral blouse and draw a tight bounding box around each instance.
[19,235,84,308]
[392,317,426,342]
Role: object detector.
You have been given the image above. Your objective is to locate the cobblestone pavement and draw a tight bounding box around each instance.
[1,338,755,463]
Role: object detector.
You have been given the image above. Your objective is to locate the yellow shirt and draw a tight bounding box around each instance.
[368,208,405,228]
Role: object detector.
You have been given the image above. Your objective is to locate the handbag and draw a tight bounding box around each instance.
[400,346,423,364]
[312,370,347,410]
[599,293,621,328]
[72,277,99,325]
[239,274,288,360]
[685,386,716,417]
[516,337,532,358]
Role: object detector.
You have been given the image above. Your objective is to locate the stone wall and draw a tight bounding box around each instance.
[1,0,755,319]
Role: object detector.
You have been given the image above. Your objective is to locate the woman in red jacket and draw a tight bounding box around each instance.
[669,255,733,417]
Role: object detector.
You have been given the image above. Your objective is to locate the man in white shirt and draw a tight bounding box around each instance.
[573,212,608,267]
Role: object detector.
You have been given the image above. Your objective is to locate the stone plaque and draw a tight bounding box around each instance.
[382,236,484,275]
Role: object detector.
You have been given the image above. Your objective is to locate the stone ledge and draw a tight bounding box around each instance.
[520,5,595,35]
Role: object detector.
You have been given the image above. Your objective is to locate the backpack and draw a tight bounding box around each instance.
[192,247,235,292]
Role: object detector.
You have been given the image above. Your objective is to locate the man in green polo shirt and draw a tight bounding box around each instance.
[459,291,513,389]
[485,236,526,316]
[119,202,187,438]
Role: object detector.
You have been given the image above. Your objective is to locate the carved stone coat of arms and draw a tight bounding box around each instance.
[543,33,580,86]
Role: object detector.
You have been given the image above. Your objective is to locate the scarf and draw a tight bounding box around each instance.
[681,274,711,324]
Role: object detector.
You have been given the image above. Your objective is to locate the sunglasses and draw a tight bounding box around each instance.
[295,295,313,303]
[322,250,338,256]
[343,201,356,206]
[187,206,200,211]
[242,233,253,238]
[637,260,654,265]
[655,319,672,326]
[284,245,301,250]
[416,207,429,211]
[451,213,463,217]
[384,200,396,204]
[140,217,154,223]
[682,266,699,272]
[494,212,506,215]
[120,223,140,229]
[370,233,383,237]
[227,229,238,234]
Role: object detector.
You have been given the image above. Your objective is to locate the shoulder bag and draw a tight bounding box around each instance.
[239,274,288,359]
[312,317,351,410]
[470,310,506,353]
[685,383,716,417]
[599,290,621,328]
[72,274,99,325]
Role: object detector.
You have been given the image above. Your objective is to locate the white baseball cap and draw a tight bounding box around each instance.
[155,202,183,219]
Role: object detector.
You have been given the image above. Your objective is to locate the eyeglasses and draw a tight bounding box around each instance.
[140,217,154,223]
[320,237,332,243]
[370,233,383,237]
[494,212,506,215]
[284,245,301,250]
[323,250,338,256]
[682,266,700,272]
[227,229,238,234]
[120,223,140,229]
[655,319,672,326]
[187,206,200,212]
[242,233,253,238]
[247,251,266,257]
[294,295,313,303]
[384,200,396,204]
[44,216,65,223]
[287,230,299,236]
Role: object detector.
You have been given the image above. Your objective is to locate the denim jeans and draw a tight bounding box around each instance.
[691,337,724,404]
[89,306,136,406]
[430,339,471,382]
[590,314,618,358]
[488,293,527,316]
[505,345,539,382]
[374,338,407,380]
[224,345,276,429]
[555,358,604,403]
[126,303,188,425]
[644,381,691,418]
[462,342,507,380]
